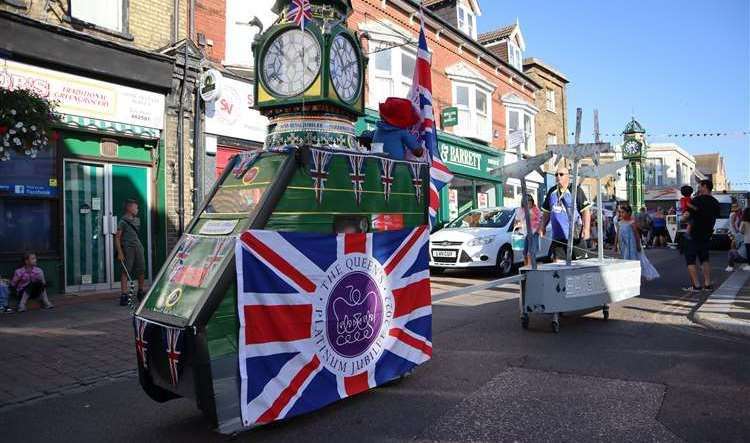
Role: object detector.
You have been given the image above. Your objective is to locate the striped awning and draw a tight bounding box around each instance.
[56,114,161,140]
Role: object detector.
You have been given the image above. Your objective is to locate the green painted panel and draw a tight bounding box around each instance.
[111,164,150,279]
[153,138,168,270]
[206,282,239,358]
[64,162,107,286]
[62,132,151,162]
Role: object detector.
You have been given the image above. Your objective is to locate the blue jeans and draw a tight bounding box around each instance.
[0,283,9,308]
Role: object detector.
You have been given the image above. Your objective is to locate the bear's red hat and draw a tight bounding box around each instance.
[379,97,419,129]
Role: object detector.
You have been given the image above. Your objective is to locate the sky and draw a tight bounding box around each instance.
[480,0,750,188]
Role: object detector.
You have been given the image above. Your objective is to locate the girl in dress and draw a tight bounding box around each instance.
[615,204,641,260]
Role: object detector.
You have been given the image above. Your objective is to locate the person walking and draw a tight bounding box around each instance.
[614,204,641,260]
[636,206,652,248]
[651,207,667,248]
[540,164,592,262]
[515,194,542,267]
[683,180,721,293]
[740,207,750,269]
[115,199,146,306]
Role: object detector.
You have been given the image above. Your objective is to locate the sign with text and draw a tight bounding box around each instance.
[440,107,458,128]
[0,58,165,129]
[205,77,268,143]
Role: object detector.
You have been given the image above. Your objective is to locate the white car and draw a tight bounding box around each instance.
[429,207,551,275]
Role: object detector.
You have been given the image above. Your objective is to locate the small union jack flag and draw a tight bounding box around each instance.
[347,154,367,205]
[133,317,149,369]
[378,158,395,202]
[309,148,333,204]
[163,326,184,387]
[288,0,313,30]
[408,162,424,203]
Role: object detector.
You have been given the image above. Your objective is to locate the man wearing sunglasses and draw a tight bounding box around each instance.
[540,164,592,262]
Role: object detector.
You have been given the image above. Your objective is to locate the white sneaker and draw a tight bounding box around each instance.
[725,266,735,272]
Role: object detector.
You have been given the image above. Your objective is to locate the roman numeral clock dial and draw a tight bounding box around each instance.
[330,34,361,102]
[262,29,321,97]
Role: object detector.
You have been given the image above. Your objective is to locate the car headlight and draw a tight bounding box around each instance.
[467,236,495,247]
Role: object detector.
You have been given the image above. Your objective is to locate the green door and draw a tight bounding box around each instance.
[64,162,108,290]
[111,164,151,288]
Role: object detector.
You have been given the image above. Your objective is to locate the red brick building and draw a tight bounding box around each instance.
[350,0,542,218]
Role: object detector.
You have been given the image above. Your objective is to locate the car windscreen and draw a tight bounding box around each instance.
[447,209,514,228]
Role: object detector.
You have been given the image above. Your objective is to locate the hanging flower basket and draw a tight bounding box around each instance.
[0,88,59,161]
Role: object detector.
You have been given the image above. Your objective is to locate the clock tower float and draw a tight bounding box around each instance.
[622,117,648,209]
[254,0,365,149]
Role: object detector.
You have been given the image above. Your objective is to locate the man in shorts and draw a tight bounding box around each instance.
[540,164,592,262]
[683,180,720,292]
[116,199,146,306]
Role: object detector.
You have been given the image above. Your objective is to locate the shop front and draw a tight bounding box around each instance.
[0,58,167,294]
[356,110,504,227]
[202,72,268,194]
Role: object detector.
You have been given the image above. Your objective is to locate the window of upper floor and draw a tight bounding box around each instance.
[452,81,492,143]
[547,133,558,147]
[457,4,477,39]
[224,0,277,67]
[368,43,416,107]
[69,0,126,34]
[545,88,556,113]
[506,108,536,156]
[508,41,523,71]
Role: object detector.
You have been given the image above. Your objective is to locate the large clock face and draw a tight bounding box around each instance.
[623,140,641,157]
[262,29,321,97]
[330,34,361,102]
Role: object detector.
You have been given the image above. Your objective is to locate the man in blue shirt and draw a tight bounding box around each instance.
[540,165,592,262]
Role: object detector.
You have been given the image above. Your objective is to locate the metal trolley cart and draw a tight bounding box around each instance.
[499,109,641,333]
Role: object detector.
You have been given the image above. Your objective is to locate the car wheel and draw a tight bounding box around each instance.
[496,245,514,276]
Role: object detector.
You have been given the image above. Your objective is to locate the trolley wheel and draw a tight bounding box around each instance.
[521,314,530,330]
[603,307,610,321]
[551,321,560,334]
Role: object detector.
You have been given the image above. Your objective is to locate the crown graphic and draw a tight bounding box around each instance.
[332,285,377,345]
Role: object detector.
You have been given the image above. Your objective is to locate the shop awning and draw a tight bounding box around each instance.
[56,114,161,140]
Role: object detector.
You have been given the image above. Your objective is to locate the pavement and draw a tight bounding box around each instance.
[0,248,748,442]
[694,268,750,337]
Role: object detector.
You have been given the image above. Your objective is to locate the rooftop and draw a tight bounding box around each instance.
[694,153,722,173]
[623,118,646,134]
[478,24,516,44]
[522,57,569,82]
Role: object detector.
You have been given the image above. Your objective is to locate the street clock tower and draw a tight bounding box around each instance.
[253,0,365,149]
[622,117,647,209]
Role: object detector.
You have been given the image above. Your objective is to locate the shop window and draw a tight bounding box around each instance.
[503,183,516,200]
[69,0,126,33]
[0,199,58,255]
[0,147,59,256]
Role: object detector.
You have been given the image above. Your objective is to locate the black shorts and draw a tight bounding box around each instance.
[550,241,580,261]
[685,238,710,265]
[653,227,667,237]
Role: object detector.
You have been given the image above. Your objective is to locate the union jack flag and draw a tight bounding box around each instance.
[378,157,395,202]
[288,0,312,30]
[309,148,333,204]
[163,326,184,387]
[408,162,424,203]
[133,317,149,369]
[407,15,453,226]
[346,154,367,205]
[235,226,432,426]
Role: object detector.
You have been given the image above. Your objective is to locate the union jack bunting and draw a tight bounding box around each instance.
[163,326,184,387]
[309,148,333,204]
[407,15,453,226]
[346,154,367,205]
[235,226,432,426]
[288,0,312,30]
[408,162,424,203]
[378,157,395,202]
[232,151,259,178]
[133,317,150,369]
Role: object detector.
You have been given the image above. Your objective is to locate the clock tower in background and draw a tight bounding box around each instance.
[253,0,365,149]
[621,117,648,209]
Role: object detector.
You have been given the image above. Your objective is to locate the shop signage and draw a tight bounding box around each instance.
[440,107,459,128]
[0,58,165,129]
[440,143,481,171]
[205,77,267,143]
[0,183,56,197]
[437,140,502,181]
[199,69,223,102]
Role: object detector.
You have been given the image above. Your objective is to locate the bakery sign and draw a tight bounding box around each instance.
[0,58,165,129]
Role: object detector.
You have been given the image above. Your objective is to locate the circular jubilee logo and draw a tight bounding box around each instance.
[312,254,394,377]
[326,272,383,358]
